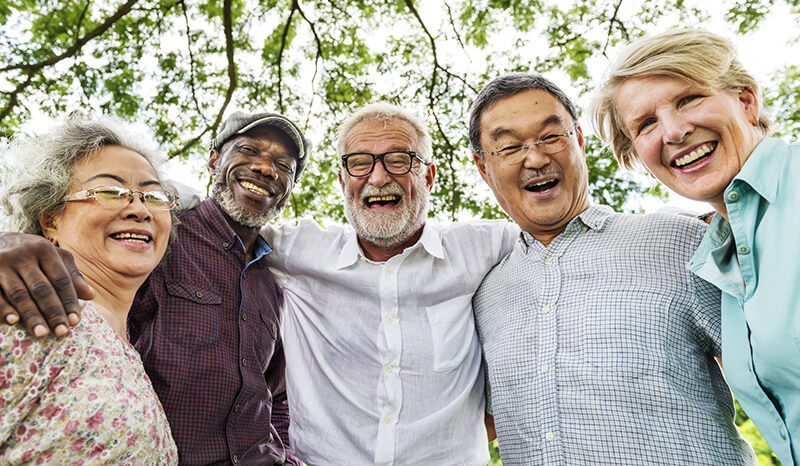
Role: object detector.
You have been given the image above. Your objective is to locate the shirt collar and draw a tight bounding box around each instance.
[193,199,239,247]
[731,137,785,203]
[520,204,610,247]
[335,222,442,269]
[194,198,272,257]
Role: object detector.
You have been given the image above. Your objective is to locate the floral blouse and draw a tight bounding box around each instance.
[0,302,178,464]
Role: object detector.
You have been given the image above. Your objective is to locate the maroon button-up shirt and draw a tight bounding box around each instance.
[129,199,298,465]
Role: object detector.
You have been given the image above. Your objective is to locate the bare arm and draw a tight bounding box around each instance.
[0,232,94,337]
[485,412,497,442]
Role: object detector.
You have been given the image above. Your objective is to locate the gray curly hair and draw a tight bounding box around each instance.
[2,114,175,236]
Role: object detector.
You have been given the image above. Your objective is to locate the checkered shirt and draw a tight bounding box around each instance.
[129,199,297,465]
[473,205,756,466]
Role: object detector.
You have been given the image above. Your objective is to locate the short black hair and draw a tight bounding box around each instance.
[469,73,579,156]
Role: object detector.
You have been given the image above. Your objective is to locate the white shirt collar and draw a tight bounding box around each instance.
[335,223,444,269]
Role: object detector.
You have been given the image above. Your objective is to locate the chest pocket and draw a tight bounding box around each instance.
[254,308,279,373]
[425,294,479,372]
[164,281,223,348]
[583,290,669,379]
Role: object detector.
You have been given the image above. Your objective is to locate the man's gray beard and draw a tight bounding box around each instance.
[343,173,429,250]
[211,172,280,228]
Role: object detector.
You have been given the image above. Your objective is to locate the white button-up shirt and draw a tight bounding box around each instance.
[263,219,518,465]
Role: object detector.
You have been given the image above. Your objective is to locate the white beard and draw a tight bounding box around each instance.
[211,170,280,228]
[343,173,429,249]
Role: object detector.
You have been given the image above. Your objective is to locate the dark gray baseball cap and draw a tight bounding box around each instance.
[211,111,310,181]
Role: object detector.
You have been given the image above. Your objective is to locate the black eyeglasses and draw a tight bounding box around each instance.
[64,185,178,211]
[341,150,426,177]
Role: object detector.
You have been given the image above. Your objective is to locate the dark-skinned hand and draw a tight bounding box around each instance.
[0,232,94,337]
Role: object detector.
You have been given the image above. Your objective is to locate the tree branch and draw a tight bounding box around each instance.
[0,73,35,124]
[275,2,298,113]
[602,0,626,57]
[74,1,91,43]
[179,0,207,120]
[169,0,237,158]
[295,1,324,128]
[0,0,139,73]
[444,1,468,56]
[404,0,460,218]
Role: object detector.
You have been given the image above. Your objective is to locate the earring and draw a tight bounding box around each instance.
[46,236,58,246]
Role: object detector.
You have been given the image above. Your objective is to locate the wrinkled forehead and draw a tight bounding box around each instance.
[344,119,420,153]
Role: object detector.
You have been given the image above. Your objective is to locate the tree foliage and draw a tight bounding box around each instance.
[1,0,798,224]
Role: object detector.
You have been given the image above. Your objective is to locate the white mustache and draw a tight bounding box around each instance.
[359,182,405,202]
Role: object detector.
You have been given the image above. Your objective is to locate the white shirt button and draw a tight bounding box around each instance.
[737,245,751,255]
[384,416,392,424]
[385,316,393,323]
[385,364,392,373]
[541,364,550,373]
[544,257,553,266]
[780,428,787,439]
[582,226,589,232]
[386,267,394,274]
[545,432,555,441]
[542,305,551,314]
[727,191,740,202]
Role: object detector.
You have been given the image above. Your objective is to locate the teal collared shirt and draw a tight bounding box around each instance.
[689,137,800,465]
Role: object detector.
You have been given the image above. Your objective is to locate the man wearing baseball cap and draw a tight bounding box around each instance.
[134,111,309,464]
[0,110,309,465]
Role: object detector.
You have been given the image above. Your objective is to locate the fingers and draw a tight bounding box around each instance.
[0,233,86,338]
[52,248,94,324]
[0,273,51,338]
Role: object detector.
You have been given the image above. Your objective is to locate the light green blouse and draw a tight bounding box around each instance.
[689,137,800,466]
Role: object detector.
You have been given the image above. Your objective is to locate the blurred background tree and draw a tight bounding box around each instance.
[2,0,796,222]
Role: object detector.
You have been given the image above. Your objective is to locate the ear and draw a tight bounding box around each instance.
[38,211,59,242]
[338,170,345,192]
[575,124,586,154]
[207,149,220,174]
[424,162,436,192]
[473,152,490,185]
[738,87,760,125]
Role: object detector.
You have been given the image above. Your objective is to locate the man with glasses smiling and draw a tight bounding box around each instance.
[468,73,755,465]
[261,102,519,464]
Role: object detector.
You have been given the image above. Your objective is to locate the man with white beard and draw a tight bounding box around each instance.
[262,103,519,465]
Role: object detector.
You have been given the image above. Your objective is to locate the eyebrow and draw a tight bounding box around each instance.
[490,114,567,141]
[84,173,163,188]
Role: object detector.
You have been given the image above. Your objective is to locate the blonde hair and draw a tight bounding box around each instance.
[592,28,771,169]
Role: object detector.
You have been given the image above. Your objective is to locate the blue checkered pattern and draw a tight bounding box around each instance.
[473,205,756,466]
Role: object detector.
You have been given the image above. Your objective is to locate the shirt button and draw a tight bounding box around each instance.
[385,364,392,373]
[223,242,230,249]
[727,191,739,202]
[541,364,550,373]
[386,267,394,274]
[737,245,751,255]
[582,226,588,232]
[545,432,555,442]
[234,403,241,413]
[544,257,553,266]
[385,316,393,324]
[195,291,203,298]
[780,428,787,439]
[542,305,551,314]
[384,416,392,424]
[241,313,248,321]
[272,323,277,334]
[232,455,239,463]
[241,358,247,367]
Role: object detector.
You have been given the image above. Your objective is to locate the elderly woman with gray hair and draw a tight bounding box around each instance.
[593,29,799,465]
[0,116,178,463]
